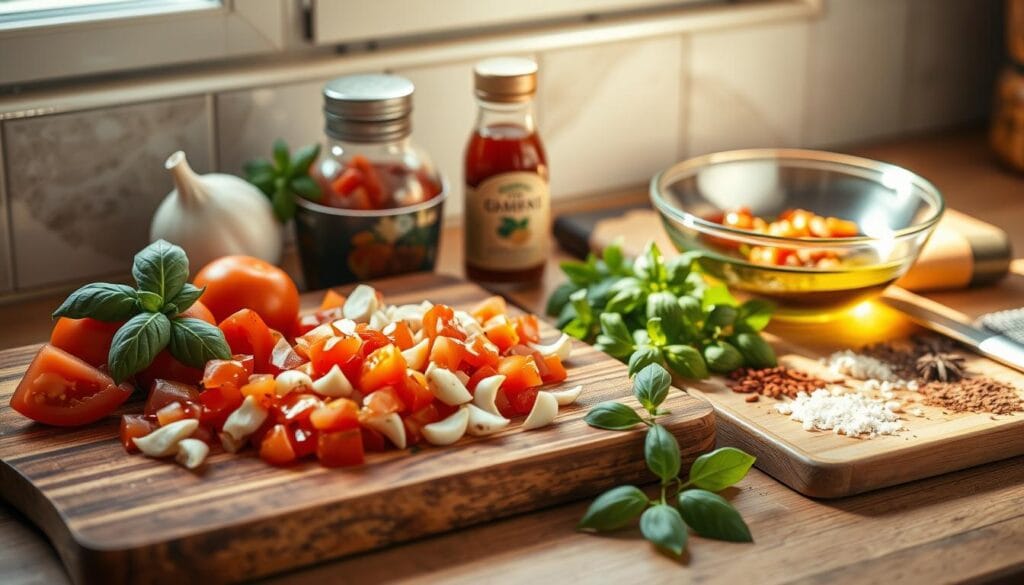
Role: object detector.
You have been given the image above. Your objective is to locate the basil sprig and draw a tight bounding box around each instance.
[244,139,322,222]
[580,364,756,555]
[53,240,231,383]
[548,240,777,378]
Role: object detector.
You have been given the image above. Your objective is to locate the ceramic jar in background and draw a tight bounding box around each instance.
[991,0,1024,171]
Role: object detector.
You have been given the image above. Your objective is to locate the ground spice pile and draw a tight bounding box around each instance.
[727,366,829,401]
[860,335,959,380]
[918,378,1024,415]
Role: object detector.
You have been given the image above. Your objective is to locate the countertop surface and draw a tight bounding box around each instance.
[3,129,1024,584]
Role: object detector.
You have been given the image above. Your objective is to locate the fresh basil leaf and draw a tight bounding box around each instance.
[108,311,172,383]
[561,260,600,286]
[646,318,668,347]
[605,286,644,315]
[290,175,322,201]
[165,283,204,315]
[569,289,592,323]
[272,185,297,222]
[599,313,632,344]
[648,292,687,342]
[663,344,709,379]
[603,241,626,274]
[547,282,578,317]
[563,317,591,340]
[595,335,634,359]
[628,345,662,377]
[132,239,189,304]
[272,138,290,172]
[736,299,775,332]
[634,363,672,412]
[701,284,737,310]
[635,241,666,284]
[678,296,703,325]
[168,317,232,368]
[730,332,777,368]
[705,305,738,331]
[640,504,687,556]
[665,251,701,288]
[688,447,756,491]
[632,328,652,347]
[584,401,646,430]
[578,485,649,531]
[678,489,752,542]
[289,142,320,176]
[645,424,681,482]
[137,290,164,313]
[52,283,138,321]
[703,341,744,374]
[585,277,617,306]
[243,158,274,178]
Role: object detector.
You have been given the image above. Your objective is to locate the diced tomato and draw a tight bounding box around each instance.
[514,314,541,344]
[10,345,135,426]
[219,309,276,374]
[463,335,500,370]
[309,335,362,378]
[355,324,392,357]
[294,307,345,338]
[359,344,407,392]
[269,333,306,374]
[422,304,466,341]
[202,358,251,390]
[317,429,364,467]
[394,370,433,412]
[198,383,244,427]
[49,317,121,369]
[144,379,201,417]
[507,344,535,356]
[495,388,515,419]
[497,355,543,392]
[240,374,276,407]
[351,155,385,207]
[484,316,520,353]
[363,386,405,416]
[466,365,499,391]
[429,336,465,371]
[310,398,360,431]
[138,350,205,388]
[156,402,189,426]
[320,289,347,310]
[330,166,363,197]
[508,387,540,416]
[383,321,415,350]
[403,403,444,446]
[191,424,215,446]
[290,423,319,459]
[260,424,297,465]
[120,414,156,453]
[360,426,388,452]
[470,295,507,324]
[826,216,860,237]
[275,393,323,424]
[541,354,568,384]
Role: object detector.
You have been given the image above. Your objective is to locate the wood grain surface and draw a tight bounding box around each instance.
[0,273,715,585]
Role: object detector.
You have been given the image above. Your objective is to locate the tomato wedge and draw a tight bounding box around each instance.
[317,429,364,467]
[310,398,360,431]
[471,296,507,324]
[260,424,297,465]
[219,309,276,374]
[359,344,407,392]
[144,379,201,417]
[10,344,134,426]
[429,336,465,371]
[497,355,543,392]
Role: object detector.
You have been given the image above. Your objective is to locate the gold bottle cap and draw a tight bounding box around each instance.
[474,57,538,103]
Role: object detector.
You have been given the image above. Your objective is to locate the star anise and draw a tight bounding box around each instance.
[915,352,967,382]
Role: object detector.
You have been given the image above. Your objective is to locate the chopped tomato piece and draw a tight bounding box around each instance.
[514,314,541,344]
[260,424,297,465]
[494,388,515,419]
[308,335,362,378]
[363,387,405,416]
[422,304,466,340]
[506,344,535,356]
[463,336,500,370]
[276,393,323,424]
[383,321,415,350]
[826,216,860,237]
[240,374,277,407]
[219,309,276,374]
[156,402,189,426]
[403,403,444,446]
[295,307,345,338]
[198,383,244,427]
[310,398,360,431]
[466,365,499,391]
[470,295,507,324]
[317,429,364,467]
[394,370,433,412]
[360,426,388,452]
[359,344,407,392]
[119,414,156,453]
[290,423,319,459]
[484,316,520,353]
[320,289,347,310]
[351,155,385,207]
[429,336,465,371]
[541,354,568,384]
[330,166,363,197]
[497,355,543,392]
[49,317,121,368]
[508,387,540,416]
[10,345,134,426]
[202,358,252,389]
[356,324,392,356]
[144,379,201,417]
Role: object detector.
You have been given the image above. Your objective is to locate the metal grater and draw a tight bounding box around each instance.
[979,308,1024,346]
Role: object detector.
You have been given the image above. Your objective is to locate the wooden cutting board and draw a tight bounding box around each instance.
[0,273,715,585]
[686,305,1024,499]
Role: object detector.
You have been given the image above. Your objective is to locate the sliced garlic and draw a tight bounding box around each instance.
[302,323,335,342]
[312,364,354,398]
[390,304,425,331]
[548,384,583,406]
[465,404,510,437]
[222,395,269,442]
[427,365,473,405]
[402,338,430,371]
[219,431,244,454]
[455,310,484,336]
[175,438,210,470]
[363,412,407,449]
[343,284,379,323]
[529,333,573,362]
[422,406,470,445]
[275,370,314,396]
[331,318,357,336]
[133,418,199,458]
[522,391,558,430]
[296,361,315,377]
[472,375,506,416]
[369,309,391,331]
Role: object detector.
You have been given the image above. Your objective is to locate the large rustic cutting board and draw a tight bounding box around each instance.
[0,273,715,585]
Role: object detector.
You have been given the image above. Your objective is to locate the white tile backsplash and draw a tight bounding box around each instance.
[804,0,910,147]
[4,96,211,289]
[688,20,809,156]
[0,128,11,293]
[538,36,684,198]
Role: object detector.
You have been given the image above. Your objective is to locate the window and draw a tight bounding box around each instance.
[0,0,219,30]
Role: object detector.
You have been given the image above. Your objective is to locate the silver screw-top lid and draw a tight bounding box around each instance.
[323,74,414,143]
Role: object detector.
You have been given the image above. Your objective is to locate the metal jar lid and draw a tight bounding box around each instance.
[323,74,414,142]
[474,57,538,103]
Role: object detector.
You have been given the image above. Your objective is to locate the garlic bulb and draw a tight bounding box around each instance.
[152,151,282,270]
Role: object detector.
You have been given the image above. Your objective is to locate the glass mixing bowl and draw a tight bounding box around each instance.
[650,149,945,322]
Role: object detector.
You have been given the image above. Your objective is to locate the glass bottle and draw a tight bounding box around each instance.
[464,57,550,284]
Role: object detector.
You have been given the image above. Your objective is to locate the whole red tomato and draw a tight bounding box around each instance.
[194,256,300,335]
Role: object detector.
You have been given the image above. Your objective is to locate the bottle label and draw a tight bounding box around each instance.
[464,171,550,271]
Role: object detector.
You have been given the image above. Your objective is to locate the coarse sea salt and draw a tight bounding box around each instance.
[824,350,906,385]
[774,389,904,437]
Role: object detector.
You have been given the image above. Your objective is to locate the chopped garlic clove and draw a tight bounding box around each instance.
[465,404,510,437]
[548,384,583,406]
[222,395,269,442]
[219,431,244,454]
[427,366,473,405]
[302,323,335,342]
[455,310,484,336]
[175,438,210,470]
[528,333,573,362]
[133,418,199,458]
[402,338,430,371]
[343,284,379,323]
[522,391,559,430]
[369,309,391,331]
[422,407,470,445]
[312,364,354,398]
[332,318,357,336]
[275,370,314,397]
[472,375,506,416]
[363,412,407,449]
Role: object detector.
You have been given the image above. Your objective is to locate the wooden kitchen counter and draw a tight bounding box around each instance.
[3,129,1024,584]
